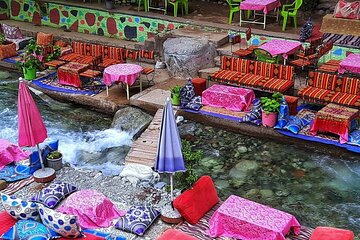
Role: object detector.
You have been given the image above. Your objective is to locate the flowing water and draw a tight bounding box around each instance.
[179,121,360,233]
[0,70,132,176]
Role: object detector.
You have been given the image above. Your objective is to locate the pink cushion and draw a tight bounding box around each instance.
[173,176,219,225]
[156,229,198,240]
[334,0,359,19]
[310,227,354,240]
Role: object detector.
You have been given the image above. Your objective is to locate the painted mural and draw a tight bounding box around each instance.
[8,0,186,42]
[0,0,9,20]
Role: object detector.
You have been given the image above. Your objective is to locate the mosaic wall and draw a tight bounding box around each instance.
[8,0,186,42]
[0,0,9,20]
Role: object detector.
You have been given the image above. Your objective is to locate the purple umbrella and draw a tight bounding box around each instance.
[154,98,186,201]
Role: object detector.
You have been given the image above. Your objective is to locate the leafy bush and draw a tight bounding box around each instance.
[260,92,283,114]
[47,151,62,160]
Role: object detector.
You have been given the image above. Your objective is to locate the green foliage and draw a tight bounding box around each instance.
[17,40,43,70]
[46,45,61,62]
[47,151,62,160]
[0,34,5,45]
[34,0,48,16]
[170,85,181,99]
[175,140,204,190]
[260,92,283,114]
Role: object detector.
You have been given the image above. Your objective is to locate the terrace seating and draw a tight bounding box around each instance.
[232,27,256,58]
[98,45,125,69]
[209,55,295,93]
[317,59,341,74]
[298,71,360,107]
[59,41,102,68]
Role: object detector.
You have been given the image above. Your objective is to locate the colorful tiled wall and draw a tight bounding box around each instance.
[0,0,9,20]
[9,0,186,42]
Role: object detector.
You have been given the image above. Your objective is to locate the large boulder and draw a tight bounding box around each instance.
[163,37,216,78]
[111,107,153,137]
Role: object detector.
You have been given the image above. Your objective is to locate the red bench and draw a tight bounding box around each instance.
[209,56,295,93]
[59,41,102,68]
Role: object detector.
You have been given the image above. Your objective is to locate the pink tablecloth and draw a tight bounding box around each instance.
[259,39,302,59]
[0,139,29,170]
[58,189,126,229]
[208,195,301,240]
[103,63,143,86]
[240,0,281,14]
[202,84,255,111]
[338,54,360,74]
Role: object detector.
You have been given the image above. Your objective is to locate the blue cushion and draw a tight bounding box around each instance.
[1,220,59,240]
[115,205,160,236]
[283,116,304,134]
[1,193,39,221]
[0,164,31,182]
[41,140,59,167]
[274,97,289,129]
[29,151,42,174]
[349,130,360,146]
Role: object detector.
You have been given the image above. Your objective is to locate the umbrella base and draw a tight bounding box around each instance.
[33,168,56,183]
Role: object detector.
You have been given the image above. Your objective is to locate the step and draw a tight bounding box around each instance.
[171,27,229,48]
[198,67,219,79]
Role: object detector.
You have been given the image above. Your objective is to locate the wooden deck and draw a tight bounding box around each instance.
[125,109,163,167]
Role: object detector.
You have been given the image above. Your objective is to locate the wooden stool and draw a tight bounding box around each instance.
[45,60,66,69]
[285,95,299,116]
[191,78,206,96]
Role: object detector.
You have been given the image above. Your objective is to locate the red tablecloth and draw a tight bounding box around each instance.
[240,0,281,14]
[259,39,302,59]
[202,84,255,112]
[58,62,89,88]
[103,63,143,86]
[310,103,359,144]
[208,195,301,240]
[338,53,360,74]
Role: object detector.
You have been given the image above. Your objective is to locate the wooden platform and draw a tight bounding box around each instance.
[125,109,163,167]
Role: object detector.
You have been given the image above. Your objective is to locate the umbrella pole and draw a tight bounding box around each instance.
[170,173,174,202]
[36,144,45,170]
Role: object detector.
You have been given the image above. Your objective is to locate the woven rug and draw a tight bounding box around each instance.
[32,72,106,96]
[0,177,34,195]
[323,33,360,49]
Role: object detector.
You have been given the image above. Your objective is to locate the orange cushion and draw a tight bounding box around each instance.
[0,43,17,60]
[55,40,68,47]
[37,32,54,46]
[173,176,219,225]
[310,227,354,240]
[156,229,198,240]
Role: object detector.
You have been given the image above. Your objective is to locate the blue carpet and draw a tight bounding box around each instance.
[32,72,105,96]
[185,108,243,122]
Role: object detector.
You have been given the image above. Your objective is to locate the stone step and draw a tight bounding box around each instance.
[171,27,229,48]
[198,67,219,79]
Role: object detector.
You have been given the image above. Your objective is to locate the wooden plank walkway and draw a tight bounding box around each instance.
[125,109,163,167]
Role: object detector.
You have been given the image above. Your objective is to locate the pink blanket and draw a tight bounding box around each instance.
[58,189,125,229]
[0,139,29,170]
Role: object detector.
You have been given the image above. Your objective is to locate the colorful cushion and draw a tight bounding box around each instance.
[308,72,338,90]
[349,129,360,146]
[283,116,306,134]
[0,164,32,182]
[310,226,354,240]
[37,32,54,46]
[1,24,23,39]
[0,211,17,235]
[114,205,160,236]
[274,97,289,129]
[341,77,360,95]
[31,181,77,209]
[29,150,42,174]
[39,205,83,238]
[299,18,313,42]
[54,40,68,47]
[211,70,241,81]
[334,0,359,19]
[1,193,39,221]
[261,78,293,92]
[1,219,59,240]
[239,98,262,126]
[156,229,198,240]
[180,80,196,106]
[173,175,219,225]
[330,92,359,106]
[0,42,18,60]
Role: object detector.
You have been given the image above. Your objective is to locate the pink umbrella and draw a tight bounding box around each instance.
[18,81,55,183]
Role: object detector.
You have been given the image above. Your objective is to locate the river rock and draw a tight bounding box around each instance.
[119,163,157,181]
[200,157,219,168]
[215,179,230,189]
[237,146,248,153]
[259,189,274,198]
[163,37,216,78]
[178,122,197,140]
[111,107,152,137]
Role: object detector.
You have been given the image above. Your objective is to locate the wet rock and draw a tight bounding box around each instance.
[163,37,216,78]
[237,146,248,153]
[215,179,229,189]
[111,107,152,137]
[178,122,197,140]
[260,189,274,198]
[200,157,218,168]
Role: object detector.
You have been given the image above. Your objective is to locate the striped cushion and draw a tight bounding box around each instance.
[330,92,360,106]
[317,65,338,73]
[59,53,82,62]
[278,65,294,81]
[71,42,86,55]
[290,58,312,67]
[211,70,241,81]
[142,67,154,75]
[45,60,65,68]
[102,46,124,61]
[232,49,252,57]
[125,49,139,60]
[341,77,360,95]
[308,72,338,90]
[140,50,154,60]
[255,62,275,78]
[85,43,102,56]
[324,59,341,66]
[239,73,264,87]
[99,58,122,67]
[79,69,101,78]
[261,78,293,93]
[76,56,95,64]
[299,87,334,102]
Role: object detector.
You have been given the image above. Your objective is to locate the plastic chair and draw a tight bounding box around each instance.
[281,0,303,31]
[226,0,240,24]
[138,0,148,11]
[167,0,188,17]
[253,48,278,63]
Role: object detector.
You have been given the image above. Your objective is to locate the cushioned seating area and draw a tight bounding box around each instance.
[79,69,102,78]
[98,46,125,68]
[156,229,198,240]
[309,226,354,240]
[0,42,17,60]
[59,42,102,68]
[299,71,360,107]
[209,56,294,93]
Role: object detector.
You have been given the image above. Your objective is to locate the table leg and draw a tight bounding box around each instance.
[263,13,266,29]
[106,86,109,96]
[283,58,286,65]
[126,84,130,100]
[240,9,242,27]
[140,77,143,92]
[276,7,279,22]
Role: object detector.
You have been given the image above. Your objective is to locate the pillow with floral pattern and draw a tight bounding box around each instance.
[31,181,77,209]
[1,23,23,39]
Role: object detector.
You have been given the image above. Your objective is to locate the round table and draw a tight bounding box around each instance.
[103,63,143,99]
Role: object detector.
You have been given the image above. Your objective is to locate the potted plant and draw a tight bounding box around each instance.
[17,40,43,80]
[170,85,181,106]
[46,151,63,171]
[260,92,283,127]
[105,0,115,9]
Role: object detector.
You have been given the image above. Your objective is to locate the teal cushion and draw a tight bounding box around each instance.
[1,220,59,240]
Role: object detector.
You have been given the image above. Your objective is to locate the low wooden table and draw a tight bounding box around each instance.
[310,103,359,144]
[58,62,89,88]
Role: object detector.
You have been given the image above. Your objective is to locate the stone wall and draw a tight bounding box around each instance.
[8,0,187,42]
[316,0,338,15]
